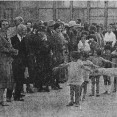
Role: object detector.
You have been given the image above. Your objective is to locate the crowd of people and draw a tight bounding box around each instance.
[0,16,117,107]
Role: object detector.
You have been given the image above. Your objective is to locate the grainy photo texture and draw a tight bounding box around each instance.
[0,1,117,117]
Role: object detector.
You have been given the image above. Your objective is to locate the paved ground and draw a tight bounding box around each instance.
[1,77,117,117]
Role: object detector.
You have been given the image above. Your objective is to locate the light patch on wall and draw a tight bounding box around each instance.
[63,1,70,7]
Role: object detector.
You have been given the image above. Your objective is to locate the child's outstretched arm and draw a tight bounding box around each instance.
[53,62,70,73]
[81,65,93,72]
[101,57,116,65]
[83,60,100,69]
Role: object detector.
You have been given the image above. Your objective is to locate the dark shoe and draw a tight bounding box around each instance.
[57,85,62,89]
[103,91,108,94]
[113,90,116,93]
[74,103,80,107]
[96,94,100,97]
[20,94,25,98]
[51,87,59,90]
[58,87,62,89]
[14,98,24,101]
[89,94,94,97]
[6,98,11,102]
[0,102,9,106]
[38,88,43,92]
[44,88,50,92]
[66,102,74,106]
[27,87,34,93]
[56,84,62,89]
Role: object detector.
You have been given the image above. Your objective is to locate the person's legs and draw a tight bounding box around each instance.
[103,75,108,94]
[109,76,114,93]
[0,88,8,106]
[67,85,74,106]
[89,76,95,96]
[44,72,50,92]
[12,61,25,101]
[51,73,58,90]
[82,81,88,100]
[6,88,13,102]
[96,76,100,96]
[74,85,81,106]
[80,81,87,101]
[35,71,43,92]
[113,77,117,92]
[55,69,62,89]
[107,77,111,94]
[14,80,24,101]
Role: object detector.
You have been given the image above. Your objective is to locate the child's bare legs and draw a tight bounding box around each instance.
[113,77,117,92]
[96,76,100,96]
[103,75,111,94]
[74,85,81,107]
[67,84,74,106]
[81,81,88,101]
[89,76,95,96]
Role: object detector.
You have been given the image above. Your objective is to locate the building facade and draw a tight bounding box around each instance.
[0,1,117,28]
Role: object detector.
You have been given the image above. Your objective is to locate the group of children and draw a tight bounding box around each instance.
[53,46,117,107]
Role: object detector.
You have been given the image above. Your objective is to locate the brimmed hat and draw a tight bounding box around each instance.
[64,23,70,28]
[69,21,78,27]
[38,20,45,27]
[68,21,83,28]
[48,20,55,27]
[14,16,24,24]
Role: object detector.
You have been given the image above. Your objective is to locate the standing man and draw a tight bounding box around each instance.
[10,24,27,101]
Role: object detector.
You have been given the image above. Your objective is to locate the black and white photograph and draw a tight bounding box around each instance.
[0,0,117,117]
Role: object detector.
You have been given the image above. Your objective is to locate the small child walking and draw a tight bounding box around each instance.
[88,49,116,96]
[80,52,98,101]
[102,45,117,94]
[53,51,97,107]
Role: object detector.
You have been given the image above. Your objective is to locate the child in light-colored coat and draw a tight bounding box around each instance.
[53,51,97,107]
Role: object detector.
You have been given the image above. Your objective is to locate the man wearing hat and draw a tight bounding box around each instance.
[68,21,82,52]
[47,20,55,35]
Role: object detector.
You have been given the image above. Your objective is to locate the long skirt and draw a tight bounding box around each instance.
[0,60,14,89]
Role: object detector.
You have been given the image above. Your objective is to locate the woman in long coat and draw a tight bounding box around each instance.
[0,19,18,105]
[52,23,68,89]
[30,23,52,92]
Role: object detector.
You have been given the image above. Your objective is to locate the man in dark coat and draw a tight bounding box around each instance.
[10,24,27,101]
[24,25,38,93]
[31,23,52,92]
